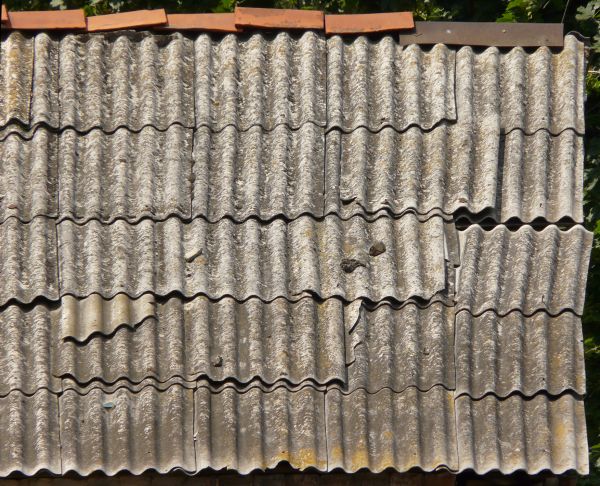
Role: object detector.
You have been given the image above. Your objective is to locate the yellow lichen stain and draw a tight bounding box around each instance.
[276,447,326,470]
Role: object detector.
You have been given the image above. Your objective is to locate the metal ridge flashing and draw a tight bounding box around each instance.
[6,9,86,30]
[86,9,167,32]
[399,21,564,47]
[234,6,324,30]
[160,13,241,32]
[325,12,414,34]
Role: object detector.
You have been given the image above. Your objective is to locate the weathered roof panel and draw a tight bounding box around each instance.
[455,310,585,398]
[57,214,449,303]
[457,225,592,316]
[456,392,588,475]
[0,32,33,128]
[326,37,456,132]
[192,124,324,222]
[0,217,58,306]
[0,390,61,476]
[54,296,347,387]
[60,385,196,475]
[324,122,583,223]
[194,31,326,131]
[0,128,58,223]
[195,383,328,473]
[58,126,193,223]
[325,386,458,472]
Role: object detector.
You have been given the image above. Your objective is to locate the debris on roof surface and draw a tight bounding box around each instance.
[0,15,590,480]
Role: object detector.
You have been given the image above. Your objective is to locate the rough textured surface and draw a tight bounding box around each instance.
[0,217,58,306]
[0,128,58,223]
[325,386,458,472]
[54,296,347,387]
[325,123,583,224]
[58,126,193,223]
[347,302,455,392]
[60,293,156,341]
[194,31,325,130]
[60,385,196,475]
[192,124,324,221]
[456,392,588,475]
[0,390,61,476]
[195,383,327,473]
[57,214,449,303]
[327,37,456,132]
[457,225,592,316]
[455,310,585,398]
[0,32,33,128]
[59,32,194,132]
[0,305,61,396]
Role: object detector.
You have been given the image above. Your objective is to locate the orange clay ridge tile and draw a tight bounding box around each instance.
[86,9,167,32]
[1,4,8,24]
[234,6,324,30]
[325,12,414,34]
[7,9,86,29]
[160,13,241,32]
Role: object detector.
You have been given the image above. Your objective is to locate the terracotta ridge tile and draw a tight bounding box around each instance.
[6,9,86,30]
[1,5,8,24]
[235,6,324,30]
[86,9,167,32]
[325,12,414,34]
[159,13,241,32]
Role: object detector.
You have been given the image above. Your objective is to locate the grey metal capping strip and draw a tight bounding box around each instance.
[399,22,564,47]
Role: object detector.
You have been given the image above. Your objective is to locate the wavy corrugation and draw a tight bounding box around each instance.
[325,124,583,224]
[60,384,196,475]
[347,302,455,393]
[192,124,324,222]
[0,389,61,476]
[59,32,194,132]
[0,217,58,306]
[54,296,347,387]
[456,392,588,475]
[457,225,592,316]
[57,214,448,303]
[454,35,585,135]
[0,32,33,128]
[325,386,458,472]
[455,310,585,399]
[60,293,156,342]
[194,31,325,131]
[58,126,193,224]
[195,383,327,473]
[0,305,60,397]
[0,128,58,223]
[327,37,456,132]
[61,376,196,394]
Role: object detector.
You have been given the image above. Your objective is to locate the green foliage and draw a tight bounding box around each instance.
[3,0,600,480]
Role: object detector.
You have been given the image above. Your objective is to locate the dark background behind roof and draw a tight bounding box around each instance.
[4,0,600,482]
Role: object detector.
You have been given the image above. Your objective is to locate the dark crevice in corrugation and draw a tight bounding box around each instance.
[454,306,582,320]
[455,218,582,232]
[454,388,585,403]
[325,117,458,137]
[503,124,585,138]
[61,315,156,345]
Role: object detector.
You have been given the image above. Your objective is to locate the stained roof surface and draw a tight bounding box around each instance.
[0,9,591,479]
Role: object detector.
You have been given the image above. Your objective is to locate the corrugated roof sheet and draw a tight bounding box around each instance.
[455,310,585,398]
[0,390,61,477]
[457,225,592,316]
[325,386,458,472]
[0,128,58,223]
[324,122,583,223]
[326,38,456,132]
[58,126,193,223]
[0,217,58,306]
[60,384,196,475]
[57,214,450,303]
[192,124,324,222]
[0,31,33,128]
[456,392,588,475]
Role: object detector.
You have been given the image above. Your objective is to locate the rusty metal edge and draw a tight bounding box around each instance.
[398,21,564,47]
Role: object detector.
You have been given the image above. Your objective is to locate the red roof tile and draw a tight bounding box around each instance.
[235,6,324,30]
[161,13,241,32]
[1,5,8,24]
[6,9,86,30]
[86,9,167,32]
[325,12,414,34]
